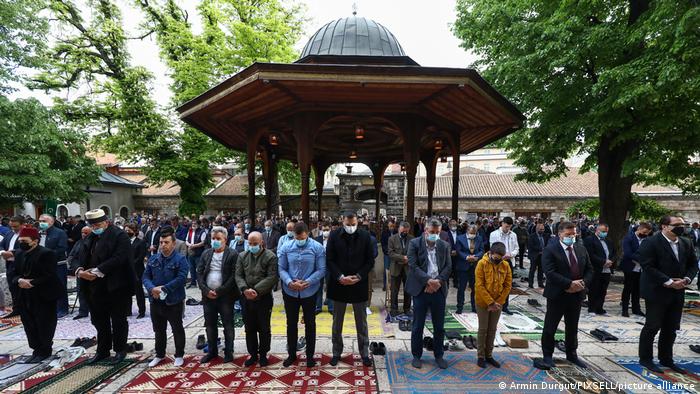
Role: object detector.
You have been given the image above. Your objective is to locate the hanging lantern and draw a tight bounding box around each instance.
[434,138,443,150]
[354,125,365,140]
[349,150,358,159]
[293,162,299,169]
[400,163,406,172]
[440,155,448,163]
[268,134,279,146]
[256,151,262,160]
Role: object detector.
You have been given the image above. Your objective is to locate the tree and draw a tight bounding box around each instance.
[0,0,48,92]
[136,0,307,209]
[566,194,671,222]
[454,0,700,252]
[0,96,101,204]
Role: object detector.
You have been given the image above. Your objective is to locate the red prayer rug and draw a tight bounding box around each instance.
[2,356,87,393]
[121,353,378,393]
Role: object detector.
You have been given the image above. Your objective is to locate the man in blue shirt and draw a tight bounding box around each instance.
[142,231,189,368]
[278,222,326,368]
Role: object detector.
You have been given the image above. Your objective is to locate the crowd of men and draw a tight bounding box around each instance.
[0,210,698,374]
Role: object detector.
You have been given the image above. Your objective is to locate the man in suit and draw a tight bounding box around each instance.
[621,222,652,317]
[513,220,529,269]
[326,211,374,367]
[387,222,414,316]
[455,225,485,314]
[538,221,593,370]
[144,218,161,257]
[445,219,460,287]
[583,223,617,316]
[67,225,92,319]
[1,216,24,317]
[638,216,699,374]
[314,222,331,313]
[125,224,147,318]
[407,218,452,370]
[184,220,207,288]
[527,223,549,288]
[262,220,281,253]
[38,214,69,318]
[75,208,136,365]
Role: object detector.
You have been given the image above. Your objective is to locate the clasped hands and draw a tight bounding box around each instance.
[18,278,34,289]
[289,279,312,290]
[424,278,441,294]
[243,288,258,300]
[665,278,689,290]
[76,268,97,281]
[339,275,360,286]
[487,302,501,312]
[565,279,585,293]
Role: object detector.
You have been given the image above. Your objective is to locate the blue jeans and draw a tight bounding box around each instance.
[56,264,69,315]
[456,269,476,312]
[411,290,446,360]
[187,255,200,285]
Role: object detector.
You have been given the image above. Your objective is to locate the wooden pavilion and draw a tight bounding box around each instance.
[177,16,525,226]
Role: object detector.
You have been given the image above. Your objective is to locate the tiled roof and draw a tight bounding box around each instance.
[98,171,143,188]
[440,166,495,176]
[415,169,681,198]
[208,175,247,196]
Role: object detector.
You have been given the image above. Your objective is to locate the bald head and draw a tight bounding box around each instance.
[248,231,262,243]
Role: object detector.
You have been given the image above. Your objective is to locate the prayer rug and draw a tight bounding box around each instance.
[0,315,22,332]
[0,360,50,391]
[0,303,202,340]
[270,305,385,337]
[544,358,625,394]
[23,359,133,394]
[386,351,559,394]
[592,324,700,344]
[510,287,529,296]
[120,353,377,393]
[615,358,700,394]
[2,357,87,393]
[426,307,564,341]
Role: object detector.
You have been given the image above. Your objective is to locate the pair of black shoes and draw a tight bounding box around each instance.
[127,341,144,353]
[89,351,126,365]
[423,336,434,352]
[477,357,500,368]
[462,335,476,350]
[527,299,541,307]
[27,354,50,363]
[200,352,233,363]
[70,336,97,349]
[641,359,687,374]
[370,342,386,356]
[245,355,269,367]
[283,355,313,368]
[589,329,618,342]
[690,344,700,354]
[185,298,201,306]
[398,320,412,332]
[329,355,372,367]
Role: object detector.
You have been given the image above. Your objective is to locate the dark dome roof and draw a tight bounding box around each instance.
[300,16,406,58]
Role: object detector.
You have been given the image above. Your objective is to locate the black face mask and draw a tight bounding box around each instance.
[637,233,648,238]
[126,232,135,238]
[19,241,32,251]
[671,226,686,236]
[400,232,407,238]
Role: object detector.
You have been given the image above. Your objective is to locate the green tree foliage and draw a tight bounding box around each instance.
[0,96,101,203]
[566,194,671,222]
[454,0,700,250]
[0,0,48,92]
[136,0,307,205]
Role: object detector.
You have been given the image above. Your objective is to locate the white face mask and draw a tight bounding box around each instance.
[322,230,330,238]
[344,225,357,234]
[467,234,476,239]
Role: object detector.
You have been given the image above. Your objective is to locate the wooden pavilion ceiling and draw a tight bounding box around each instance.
[177,62,525,164]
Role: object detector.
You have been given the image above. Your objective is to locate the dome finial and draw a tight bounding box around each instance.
[352,2,357,16]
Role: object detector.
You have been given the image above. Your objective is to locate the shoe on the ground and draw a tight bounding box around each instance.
[283,356,296,367]
[566,355,588,368]
[435,358,448,369]
[224,352,233,363]
[502,308,513,315]
[541,356,554,369]
[200,353,217,364]
[73,314,88,320]
[366,307,372,315]
[622,310,630,317]
[411,358,422,369]
[259,355,269,366]
[640,359,664,374]
[329,356,340,366]
[307,359,316,368]
[370,342,378,355]
[174,357,184,367]
[88,353,110,364]
[136,312,146,319]
[110,351,127,365]
[70,337,83,347]
[477,357,486,368]
[57,311,68,319]
[378,342,386,356]
[486,357,501,368]
[244,356,258,367]
[148,357,163,368]
[195,335,206,350]
[660,360,687,374]
[455,308,463,314]
[362,357,372,367]
[633,310,646,317]
[690,345,700,354]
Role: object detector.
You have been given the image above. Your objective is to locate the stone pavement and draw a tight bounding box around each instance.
[2,268,700,393]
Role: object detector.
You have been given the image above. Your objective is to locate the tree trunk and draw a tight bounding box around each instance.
[597,135,638,262]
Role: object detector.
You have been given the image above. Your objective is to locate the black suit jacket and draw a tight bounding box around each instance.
[262,230,281,253]
[131,237,147,278]
[527,232,549,259]
[325,228,375,304]
[11,245,63,302]
[197,248,240,301]
[583,235,617,274]
[639,232,699,300]
[542,240,593,300]
[144,228,161,255]
[78,224,136,295]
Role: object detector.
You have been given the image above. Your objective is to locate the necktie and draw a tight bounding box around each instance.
[469,239,474,254]
[567,246,580,279]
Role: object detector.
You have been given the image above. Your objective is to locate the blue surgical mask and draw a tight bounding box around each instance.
[211,240,222,249]
[245,224,250,230]
[287,231,294,238]
[93,227,104,235]
[235,235,242,242]
[265,226,271,232]
[296,238,307,247]
[562,236,575,246]
[427,233,439,242]
[39,222,49,230]
[599,231,607,239]
[249,245,261,254]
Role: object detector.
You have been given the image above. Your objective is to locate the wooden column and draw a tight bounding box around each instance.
[246,139,257,219]
[262,149,278,219]
[371,163,387,224]
[400,120,420,233]
[451,144,460,220]
[422,153,438,218]
[294,114,321,225]
[314,162,329,221]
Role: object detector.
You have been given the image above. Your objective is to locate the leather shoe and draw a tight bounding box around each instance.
[329,356,340,366]
[660,361,687,374]
[633,310,646,317]
[88,353,110,364]
[136,312,146,319]
[566,355,587,368]
[411,358,422,368]
[435,358,448,369]
[486,357,501,368]
[200,353,217,364]
[110,351,127,365]
[477,358,486,368]
[283,356,296,367]
[244,356,258,367]
[259,355,269,366]
[73,314,88,320]
[640,360,664,374]
[362,357,372,367]
[223,352,233,363]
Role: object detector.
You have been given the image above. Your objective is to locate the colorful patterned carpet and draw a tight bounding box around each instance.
[386,351,559,394]
[23,358,134,394]
[615,358,700,394]
[121,353,377,393]
[1,357,87,393]
[544,358,625,394]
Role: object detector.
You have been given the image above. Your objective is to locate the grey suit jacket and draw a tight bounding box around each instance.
[406,236,452,297]
[387,233,414,277]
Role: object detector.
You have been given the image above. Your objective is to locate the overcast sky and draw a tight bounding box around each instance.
[12,0,475,106]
